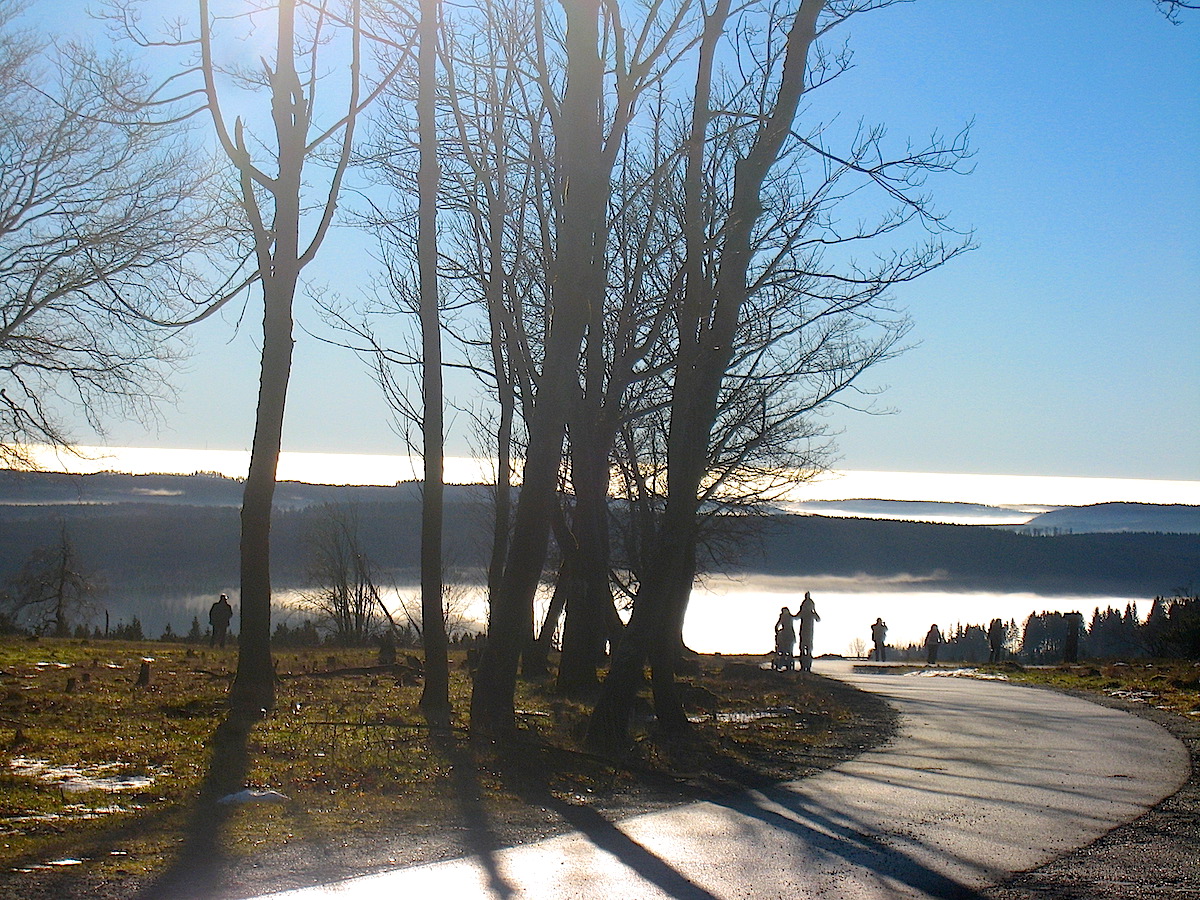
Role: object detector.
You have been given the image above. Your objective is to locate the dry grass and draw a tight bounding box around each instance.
[982,659,1200,718]
[0,639,894,899]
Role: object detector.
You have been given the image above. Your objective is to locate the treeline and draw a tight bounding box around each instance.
[1,502,1196,604]
[891,596,1200,664]
[0,498,494,594]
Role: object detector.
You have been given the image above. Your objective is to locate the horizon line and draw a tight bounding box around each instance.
[13,444,1200,508]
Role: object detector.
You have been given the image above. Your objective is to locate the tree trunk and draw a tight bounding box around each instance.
[230,273,295,714]
[470,0,606,738]
[229,0,308,715]
[557,430,614,693]
[417,0,451,730]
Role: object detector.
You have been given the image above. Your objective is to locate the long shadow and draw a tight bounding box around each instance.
[135,711,255,900]
[487,731,962,900]
[491,737,723,900]
[430,729,516,899]
[711,785,984,899]
[543,797,723,900]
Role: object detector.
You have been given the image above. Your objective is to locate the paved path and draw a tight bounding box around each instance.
[258,661,1189,900]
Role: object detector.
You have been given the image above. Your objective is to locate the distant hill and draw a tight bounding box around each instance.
[0,471,1196,635]
[0,468,474,510]
[1007,502,1200,535]
[742,515,1198,597]
[777,498,1040,525]
[0,470,495,588]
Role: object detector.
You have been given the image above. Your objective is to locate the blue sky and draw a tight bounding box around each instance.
[42,1,1200,483]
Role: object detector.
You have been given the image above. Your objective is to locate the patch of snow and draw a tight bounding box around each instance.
[9,757,155,793]
[1106,690,1158,703]
[906,668,1010,681]
[216,788,289,806]
[687,708,799,725]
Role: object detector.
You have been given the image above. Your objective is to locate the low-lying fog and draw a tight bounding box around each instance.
[106,576,1151,661]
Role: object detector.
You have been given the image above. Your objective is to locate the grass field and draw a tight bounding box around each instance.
[0,637,894,899]
[983,659,1200,717]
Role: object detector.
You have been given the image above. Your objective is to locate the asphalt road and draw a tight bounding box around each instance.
[256,661,1189,900]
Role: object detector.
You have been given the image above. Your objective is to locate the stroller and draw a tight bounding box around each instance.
[771,639,795,671]
[772,607,796,670]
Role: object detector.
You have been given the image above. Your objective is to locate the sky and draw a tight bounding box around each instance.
[24,1,1200,491]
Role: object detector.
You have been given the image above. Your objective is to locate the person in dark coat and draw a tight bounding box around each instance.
[924,623,942,666]
[987,618,1006,663]
[870,617,888,662]
[209,593,233,648]
[773,607,796,670]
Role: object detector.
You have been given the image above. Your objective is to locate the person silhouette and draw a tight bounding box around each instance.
[209,593,234,648]
[987,618,1006,663]
[773,606,796,670]
[924,623,942,666]
[1063,611,1084,664]
[796,592,820,672]
[870,617,888,662]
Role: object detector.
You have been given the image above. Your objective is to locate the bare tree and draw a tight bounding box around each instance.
[465,0,702,737]
[1157,0,1200,23]
[0,2,236,467]
[2,523,97,636]
[588,0,972,753]
[411,0,453,727]
[297,503,383,646]
[111,0,404,713]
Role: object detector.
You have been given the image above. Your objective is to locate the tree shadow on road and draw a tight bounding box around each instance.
[432,729,517,899]
[429,728,726,900]
[135,711,255,900]
[711,785,983,900]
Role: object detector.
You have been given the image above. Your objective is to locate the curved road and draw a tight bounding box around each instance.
[259,661,1189,900]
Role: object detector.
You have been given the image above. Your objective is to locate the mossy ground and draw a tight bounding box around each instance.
[0,639,894,899]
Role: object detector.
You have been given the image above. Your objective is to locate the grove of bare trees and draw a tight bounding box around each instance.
[2,0,974,743]
[5,0,1189,754]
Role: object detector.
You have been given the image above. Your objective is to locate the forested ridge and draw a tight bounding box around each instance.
[0,472,1194,600]
[752,516,1198,595]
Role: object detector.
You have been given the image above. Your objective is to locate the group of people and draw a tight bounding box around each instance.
[772,592,820,671]
[875,620,943,665]
[872,618,944,665]
[771,603,953,670]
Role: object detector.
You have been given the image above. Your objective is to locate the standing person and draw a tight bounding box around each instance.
[209,593,234,649]
[773,607,796,670]
[1063,611,1084,664]
[924,623,942,666]
[796,592,820,672]
[870,617,888,662]
[987,618,1006,663]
